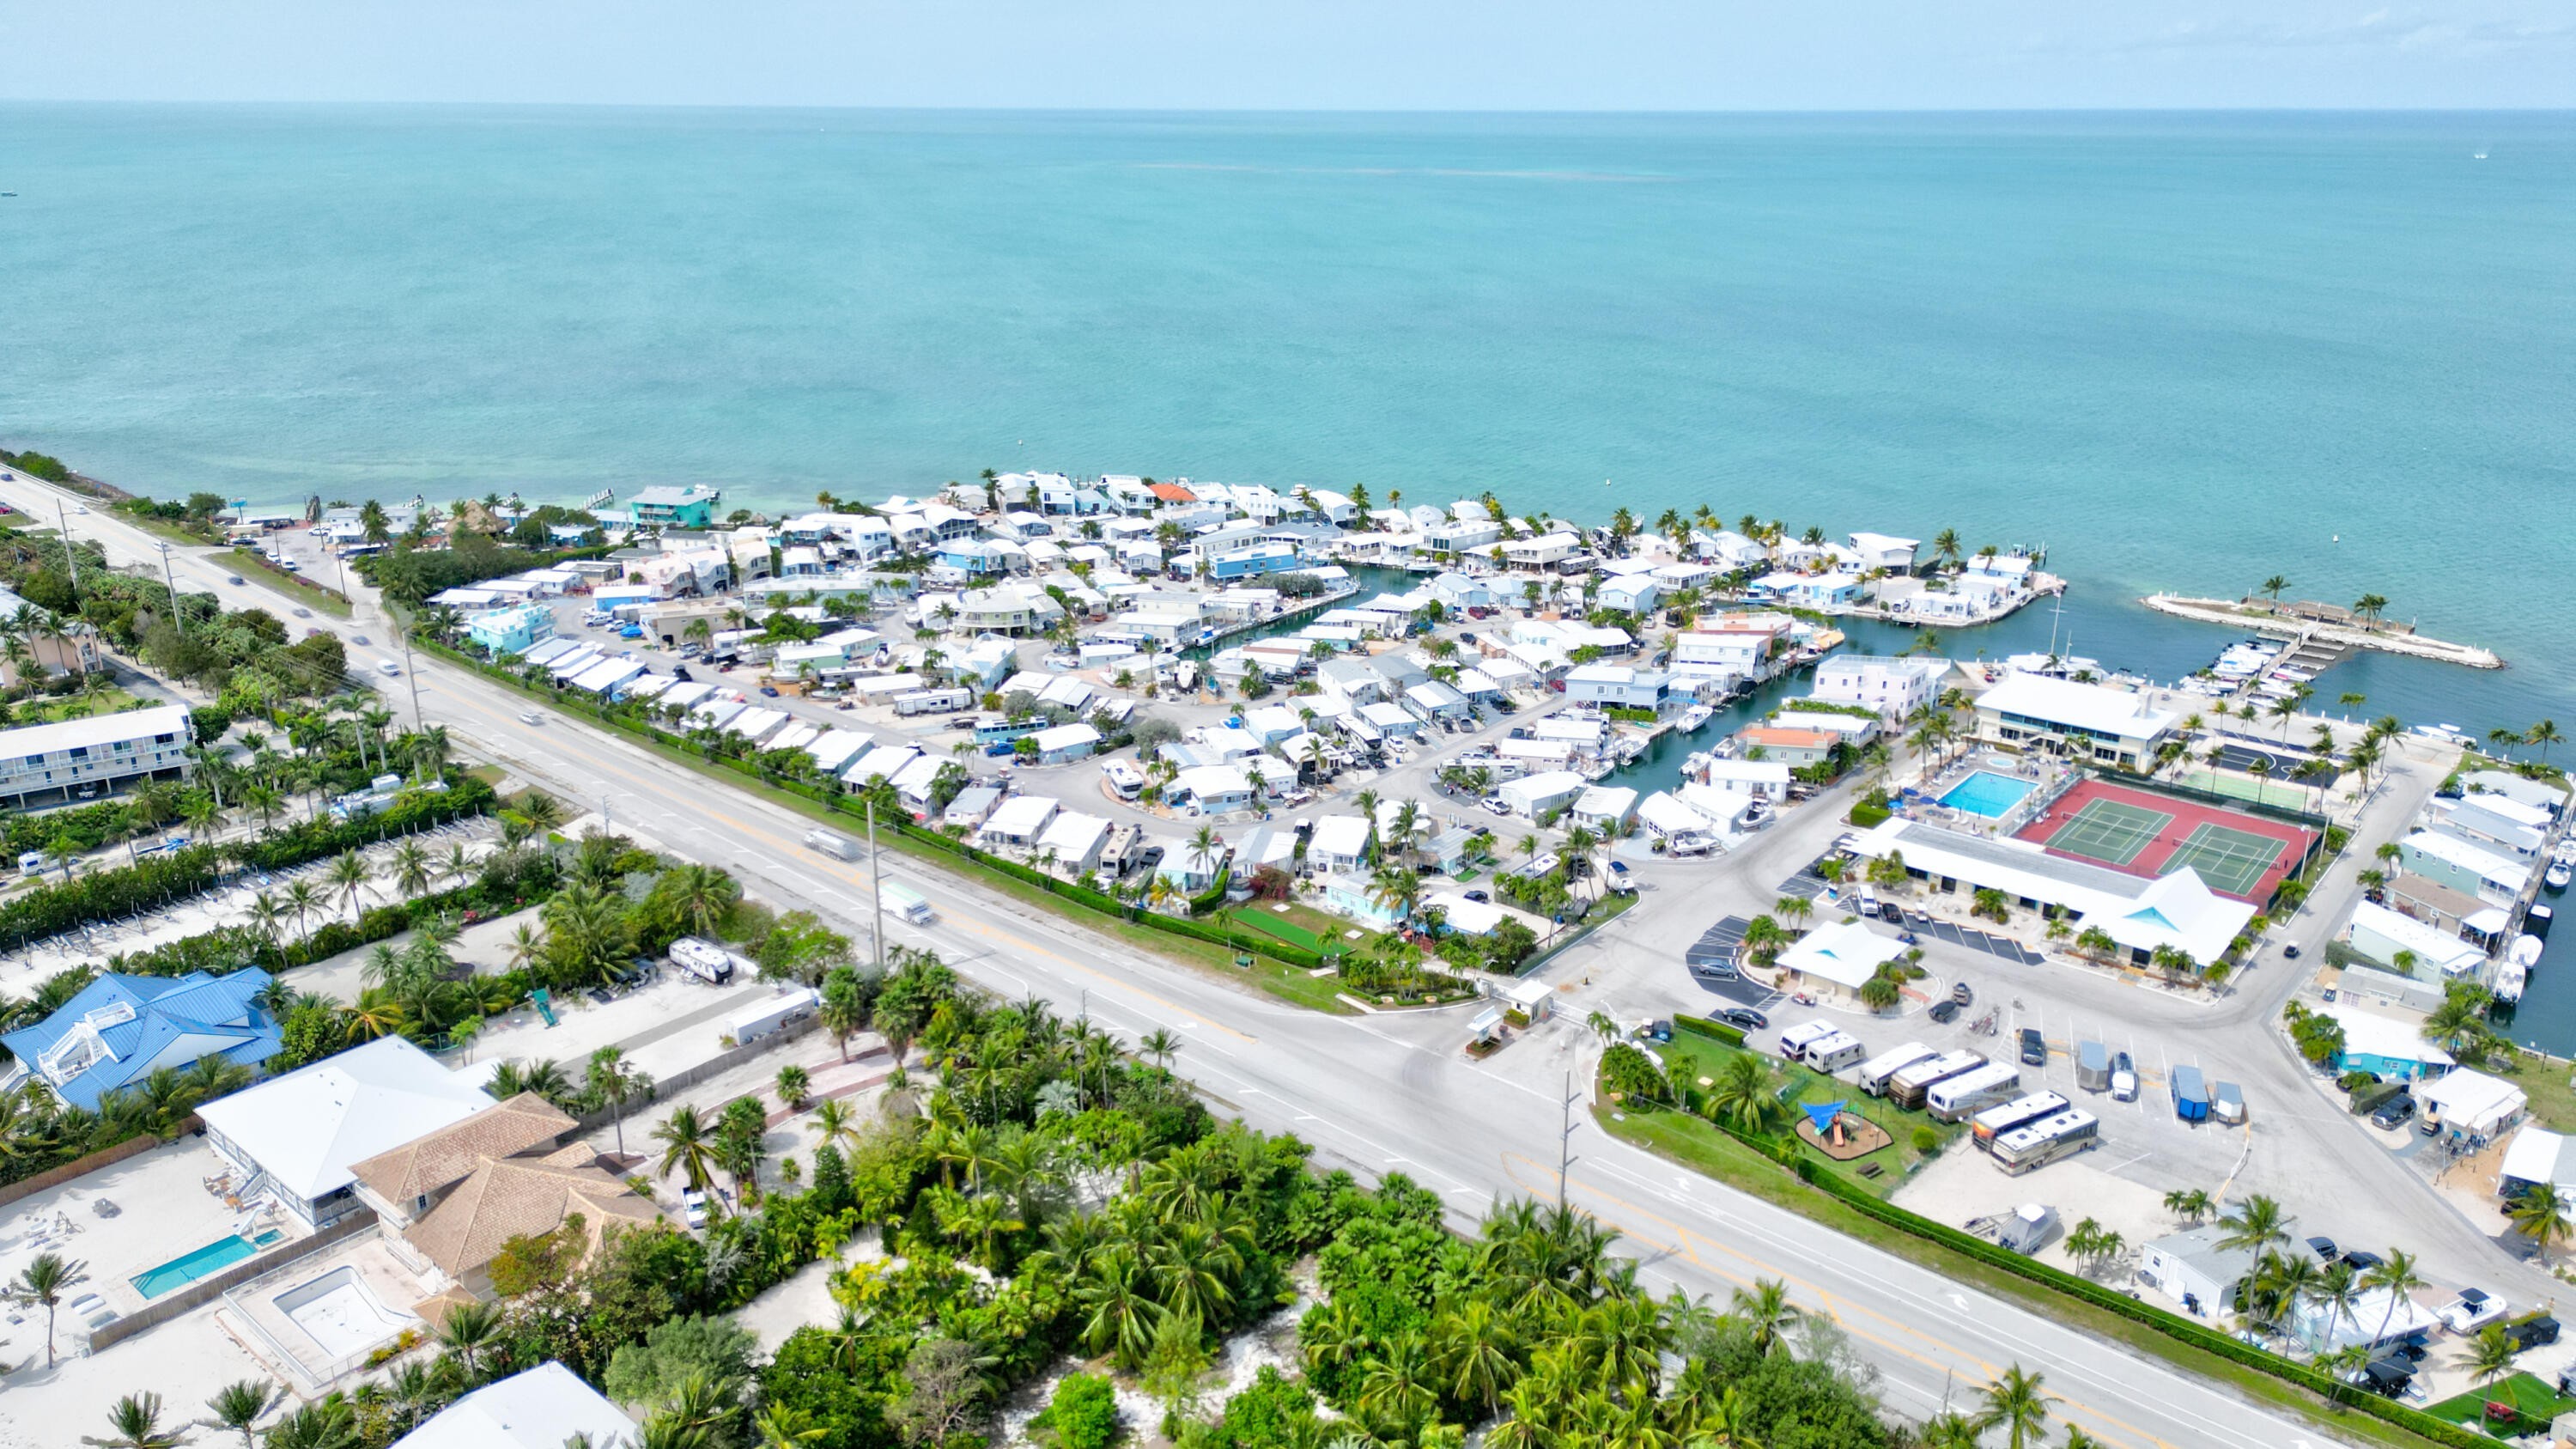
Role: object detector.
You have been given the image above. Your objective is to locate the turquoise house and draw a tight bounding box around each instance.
[627,485,724,530]
[466,604,556,656]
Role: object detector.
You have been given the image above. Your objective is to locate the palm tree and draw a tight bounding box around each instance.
[808,1097,860,1157]
[2506,1180,2572,1263]
[1704,1053,1786,1136]
[1429,1300,1521,1416]
[653,1104,721,1194]
[1730,1278,1802,1356]
[2529,719,2563,763]
[83,1393,188,1448]
[661,861,740,939]
[2360,1249,2426,1348]
[1365,866,1424,926]
[257,1400,361,1449]
[198,1381,282,1448]
[2258,575,2288,604]
[753,1404,825,1448]
[12,1251,87,1367]
[1974,1366,2056,1449]
[325,850,371,919]
[387,839,433,899]
[2161,1188,2214,1225]
[2351,593,2388,629]
[2215,1194,2290,1256]
[436,1300,500,1381]
[586,1047,653,1157]
[282,879,325,942]
[1139,1028,1181,1068]
[2468,1322,2521,1385]
[775,1062,810,1110]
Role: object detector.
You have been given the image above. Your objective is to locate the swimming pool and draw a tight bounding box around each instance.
[130,1228,285,1300]
[1940,770,2038,819]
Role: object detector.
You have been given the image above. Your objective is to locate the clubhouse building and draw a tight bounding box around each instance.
[1849,816,2256,969]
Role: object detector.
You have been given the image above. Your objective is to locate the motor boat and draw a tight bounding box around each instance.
[2549,860,2573,892]
[1678,703,1715,734]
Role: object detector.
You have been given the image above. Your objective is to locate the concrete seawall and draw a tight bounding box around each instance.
[2141,594,2504,670]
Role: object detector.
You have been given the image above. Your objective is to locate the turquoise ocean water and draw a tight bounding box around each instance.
[2,105,2571,730]
[3,105,2574,1038]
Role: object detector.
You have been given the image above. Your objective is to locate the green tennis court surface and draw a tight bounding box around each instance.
[2042,798,2172,867]
[2159,823,2286,898]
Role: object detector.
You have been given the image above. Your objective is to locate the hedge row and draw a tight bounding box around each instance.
[421,639,1337,975]
[0,773,495,951]
[1671,1013,1748,1048]
[1641,1067,2485,1449]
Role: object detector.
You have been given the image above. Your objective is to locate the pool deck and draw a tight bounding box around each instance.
[215,1236,435,1395]
[0,1137,295,1322]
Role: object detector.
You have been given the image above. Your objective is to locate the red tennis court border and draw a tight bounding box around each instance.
[2013,776,2319,904]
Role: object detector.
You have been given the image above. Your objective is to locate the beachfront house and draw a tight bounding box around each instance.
[398,1362,638,1449]
[625,485,723,530]
[197,1037,496,1231]
[1972,673,2177,770]
[0,968,279,1111]
[1846,533,1922,574]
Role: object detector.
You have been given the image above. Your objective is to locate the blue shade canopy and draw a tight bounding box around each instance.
[1802,1100,1847,1133]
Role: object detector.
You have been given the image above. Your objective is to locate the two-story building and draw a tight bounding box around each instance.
[465,604,556,656]
[0,703,193,808]
[1972,673,2178,771]
[625,485,724,530]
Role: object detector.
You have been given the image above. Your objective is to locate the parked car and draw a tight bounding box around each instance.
[683,1190,709,1230]
[1929,1001,1961,1025]
[2507,1314,2561,1351]
[1878,902,1904,924]
[1605,861,1634,893]
[1464,890,1490,904]
[2342,1249,2385,1272]
[1480,797,1510,816]
[1716,1007,1768,1031]
[2111,1050,2139,1102]
[2305,1235,2339,1263]
[2371,1095,2418,1130]
[2019,1028,2048,1066]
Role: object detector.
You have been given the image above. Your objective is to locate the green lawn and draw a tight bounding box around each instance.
[1643,1033,1960,1198]
[10,687,142,724]
[2425,1373,2573,1439]
[2499,1055,2576,1136]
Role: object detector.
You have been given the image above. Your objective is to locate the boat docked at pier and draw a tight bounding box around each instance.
[1677,703,1715,734]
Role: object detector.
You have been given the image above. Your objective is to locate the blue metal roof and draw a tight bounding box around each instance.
[0,968,279,1111]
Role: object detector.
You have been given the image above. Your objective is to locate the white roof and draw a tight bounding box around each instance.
[2420,1068,2525,1132]
[1177,763,1253,798]
[1776,919,1905,989]
[1358,701,1417,728]
[1426,892,1508,935]
[0,703,190,758]
[1639,791,1721,836]
[2450,793,2553,831]
[2502,1128,2566,1187]
[1032,722,1101,751]
[2322,1002,2453,1068]
[197,1037,490,1200]
[1976,673,2178,741]
[981,795,1060,838]
[397,1362,636,1449]
[1573,785,1638,819]
[1310,814,1370,859]
[806,730,871,770]
[2348,901,2485,974]
[2404,831,2528,889]
[846,744,920,782]
[1852,819,2252,965]
[1036,811,1111,857]
[1698,758,1794,784]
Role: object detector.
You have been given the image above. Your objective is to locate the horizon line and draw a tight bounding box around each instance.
[1,99,2571,116]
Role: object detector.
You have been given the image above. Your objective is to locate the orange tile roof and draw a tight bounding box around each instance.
[1147,483,1196,503]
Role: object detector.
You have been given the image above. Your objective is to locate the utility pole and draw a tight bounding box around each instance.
[1557,1069,1579,1211]
[868,796,884,970]
[155,542,184,635]
[54,498,78,603]
[398,629,428,779]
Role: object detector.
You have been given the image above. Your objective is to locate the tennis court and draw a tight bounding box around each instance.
[2041,798,2173,868]
[2159,823,2287,899]
[2014,777,2320,904]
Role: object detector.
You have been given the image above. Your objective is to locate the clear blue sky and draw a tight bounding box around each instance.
[1,0,2569,108]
